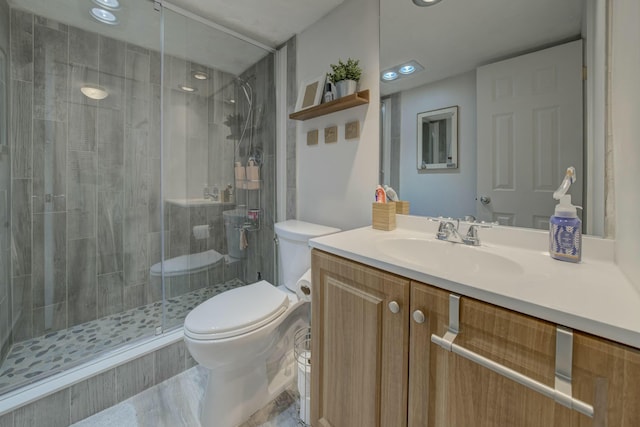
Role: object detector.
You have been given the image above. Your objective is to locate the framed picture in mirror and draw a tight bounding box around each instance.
[417,106,458,171]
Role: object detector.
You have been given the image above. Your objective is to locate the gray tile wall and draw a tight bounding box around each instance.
[0,339,195,427]
[285,37,297,220]
[0,0,11,364]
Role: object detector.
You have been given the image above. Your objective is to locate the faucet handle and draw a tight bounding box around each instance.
[462,225,481,246]
[462,222,494,246]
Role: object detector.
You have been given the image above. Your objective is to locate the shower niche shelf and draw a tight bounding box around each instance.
[235,179,262,231]
[289,90,370,121]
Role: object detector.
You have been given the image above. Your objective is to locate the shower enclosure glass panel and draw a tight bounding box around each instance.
[0,2,163,395]
[0,0,277,398]
[159,6,277,331]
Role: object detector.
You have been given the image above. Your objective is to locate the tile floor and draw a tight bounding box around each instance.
[70,365,303,427]
[0,279,246,395]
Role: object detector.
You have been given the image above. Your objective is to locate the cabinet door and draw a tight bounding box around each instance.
[311,250,410,427]
[409,281,640,426]
[409,282,580,427]
[573,332,640,426]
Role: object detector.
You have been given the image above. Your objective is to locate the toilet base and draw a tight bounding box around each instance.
[199,350,296,427]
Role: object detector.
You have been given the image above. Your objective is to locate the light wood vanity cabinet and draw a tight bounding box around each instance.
[310,249,410,427]
[410,283,639,426]
[311,250,640,427]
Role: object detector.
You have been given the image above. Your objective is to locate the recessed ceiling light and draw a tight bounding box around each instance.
[81,85,109,100]
[90,7,118,25]
[92,0,120,10]
[412,0,444,6]
[381,60,424,82]
[399,65,416,75]
[382,71,398,81]
[178,85,197,93]
[193,71,209,80]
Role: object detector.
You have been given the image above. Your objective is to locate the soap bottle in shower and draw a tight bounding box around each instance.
[246,158,260,189]
[234,162,246,189]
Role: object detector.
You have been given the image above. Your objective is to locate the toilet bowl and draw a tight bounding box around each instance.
[149,249,225,277]
[184,220,340,427]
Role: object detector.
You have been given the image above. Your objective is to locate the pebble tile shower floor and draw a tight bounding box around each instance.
[0,279,246,395]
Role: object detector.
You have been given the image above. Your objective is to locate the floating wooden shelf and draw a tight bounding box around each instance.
[289,90,370,121]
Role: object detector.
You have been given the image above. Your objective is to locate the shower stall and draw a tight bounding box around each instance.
[0,0,276,401]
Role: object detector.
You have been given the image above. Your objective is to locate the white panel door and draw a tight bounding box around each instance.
[476,40,583,229]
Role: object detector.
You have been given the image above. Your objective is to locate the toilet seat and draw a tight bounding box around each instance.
[150,250,224,277]
[184,281,289,340]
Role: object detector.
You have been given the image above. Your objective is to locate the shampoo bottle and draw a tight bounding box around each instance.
[549,167,582,263]
[234,162,246,189]
[246,158,260,190]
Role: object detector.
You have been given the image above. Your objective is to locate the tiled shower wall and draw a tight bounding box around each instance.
[7,8,249,343]
[0,0,11,363]
[285,37,297,220]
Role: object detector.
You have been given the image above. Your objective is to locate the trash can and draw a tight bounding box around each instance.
[223,208,248,259]
[294,327,311,425]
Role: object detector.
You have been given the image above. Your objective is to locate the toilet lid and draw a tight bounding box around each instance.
[184,281,289,340]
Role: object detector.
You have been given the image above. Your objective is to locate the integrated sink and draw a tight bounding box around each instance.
[375,237,525,278]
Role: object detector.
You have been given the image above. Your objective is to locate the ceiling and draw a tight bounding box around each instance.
[380,0,584,96]
[169,0,344,48]
[9,0,343,75]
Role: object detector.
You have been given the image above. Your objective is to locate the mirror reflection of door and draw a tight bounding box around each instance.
[476,40,583,230]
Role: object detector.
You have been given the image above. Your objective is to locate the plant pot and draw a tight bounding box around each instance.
[335,79,358,98]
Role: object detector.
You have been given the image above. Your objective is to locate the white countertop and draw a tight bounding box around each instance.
[309,215,640,349]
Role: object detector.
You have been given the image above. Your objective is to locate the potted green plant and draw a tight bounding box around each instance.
[329,58,362,98]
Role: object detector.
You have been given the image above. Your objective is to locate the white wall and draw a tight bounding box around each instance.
[399,71,477,218]
[611,0,640,289]
[296,0,380,231]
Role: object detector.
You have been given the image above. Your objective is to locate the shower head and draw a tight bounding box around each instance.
[235,75,255,89]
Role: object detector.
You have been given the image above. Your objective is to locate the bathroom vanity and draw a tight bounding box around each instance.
[309,216,640,426]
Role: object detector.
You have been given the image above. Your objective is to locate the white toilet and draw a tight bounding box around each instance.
[183,220,340,427]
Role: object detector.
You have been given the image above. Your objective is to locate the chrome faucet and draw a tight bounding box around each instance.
[435,217,493,246]
[436,220,464,243]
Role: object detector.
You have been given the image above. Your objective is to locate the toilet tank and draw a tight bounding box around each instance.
[275,220,340,292]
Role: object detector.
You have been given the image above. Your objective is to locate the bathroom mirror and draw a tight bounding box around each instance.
[417,106,458,170]
[380,0,608,236]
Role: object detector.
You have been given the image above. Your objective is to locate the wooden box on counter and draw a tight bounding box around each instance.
[394,201,410,215]
[372,202,396,231]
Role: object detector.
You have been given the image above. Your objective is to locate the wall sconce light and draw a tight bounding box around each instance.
[412,0,444,6]
[81,85,109,100]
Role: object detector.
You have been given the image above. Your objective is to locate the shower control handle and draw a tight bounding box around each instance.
[388,301,400,314]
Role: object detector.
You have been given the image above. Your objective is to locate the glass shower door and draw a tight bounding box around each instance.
[159,5,277,331]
